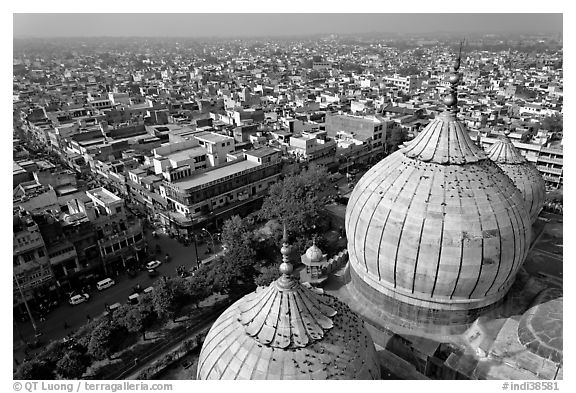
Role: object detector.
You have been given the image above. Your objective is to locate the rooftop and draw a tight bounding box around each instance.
[173,159,260,191]
[87,187,122,205]
[165,146,207,162]
[195,131,232,144]
[245,147,279,158]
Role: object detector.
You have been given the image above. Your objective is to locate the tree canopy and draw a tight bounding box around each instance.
[540,113,563,133]
[87,320,128,360]
[56,350,90,379]
[15,359,54,380]
[254,265,281,287]
[151,277,189,322]
[258,164,335,236]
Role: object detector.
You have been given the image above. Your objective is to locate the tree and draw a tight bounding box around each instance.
[259,164,335,236]
[56,350,90,379]
[117,303,155,341]
[186,269,211,308]
[15,359,54,380]
[540,113,563,133]
[221,215,254,254]
[151,277,188,322]
[87,320,128,360]
[255,265,281,287]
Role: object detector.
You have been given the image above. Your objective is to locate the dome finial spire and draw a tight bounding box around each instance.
[278,223,294,288]
[443,39,465,114]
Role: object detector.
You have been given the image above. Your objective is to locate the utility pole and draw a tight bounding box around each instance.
[14,273,38,337]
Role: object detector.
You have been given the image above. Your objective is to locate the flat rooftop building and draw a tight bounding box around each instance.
[171,159,260,192]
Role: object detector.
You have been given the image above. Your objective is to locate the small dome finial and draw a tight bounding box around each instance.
[278,223,295,289]
[443,40,465,114]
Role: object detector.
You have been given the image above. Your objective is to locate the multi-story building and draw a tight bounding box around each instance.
[13,208,54,310]
[325,113,387,146]
[194,132,235,167]
[84,187,146,274]
[152,140,209,182]
[159,148,282,232]
[383,74,422,93]
[325,113,389,167]
[288,130,337,164]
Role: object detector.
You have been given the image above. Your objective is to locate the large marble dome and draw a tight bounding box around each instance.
[486,135,546,224]
[344,60,532,330]
[197,236,380,380]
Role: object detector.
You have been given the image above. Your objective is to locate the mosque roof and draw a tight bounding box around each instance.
[302,241,325,265]
[345,52,532,315]
[485,135,526,164]
[402,111,487,164]
[197,232,380,380]
[486,136,546,224]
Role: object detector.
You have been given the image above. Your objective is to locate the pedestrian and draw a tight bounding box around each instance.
[86,314,91,322]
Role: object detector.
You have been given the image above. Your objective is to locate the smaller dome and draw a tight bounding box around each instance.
[305,242,324,263]
[197,238,380,380]
[486,135,546,224]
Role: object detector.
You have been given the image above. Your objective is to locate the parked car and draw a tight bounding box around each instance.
[146,260,162,270]
[128,293,140,305]
[69,293,90,306]
[96,278,116,291]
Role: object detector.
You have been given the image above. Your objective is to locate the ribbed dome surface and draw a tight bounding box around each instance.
[345,111,531,314]
[197,277,380,379]
[486,137,546,224]
[305,244,324,263]
[403,112,487,164]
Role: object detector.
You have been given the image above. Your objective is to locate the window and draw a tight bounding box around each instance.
[38,249,45,257]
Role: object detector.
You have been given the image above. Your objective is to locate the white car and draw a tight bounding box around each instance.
[146,260,162,270]
[69,293,90,306]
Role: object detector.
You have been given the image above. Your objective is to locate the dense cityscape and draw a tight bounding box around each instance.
[13,18,563,382]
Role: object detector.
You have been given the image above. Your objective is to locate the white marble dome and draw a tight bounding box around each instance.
[486,136,546,224]
[345,111,532,320]
[197,243,380,380]
[305,243,324,263]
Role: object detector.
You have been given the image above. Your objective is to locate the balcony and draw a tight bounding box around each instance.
[49,249,78,265]
[13,236,44,254]
[537,165,562,176]
[537,155,563,166]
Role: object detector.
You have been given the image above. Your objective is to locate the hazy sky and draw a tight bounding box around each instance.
[13,13,563,38]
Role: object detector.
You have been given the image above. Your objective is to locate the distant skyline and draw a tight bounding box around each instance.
[13,13,563,39]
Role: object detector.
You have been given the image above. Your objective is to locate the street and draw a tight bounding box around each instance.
[13,226,219,364]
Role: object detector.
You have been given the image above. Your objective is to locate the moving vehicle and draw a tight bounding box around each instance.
[146,260,162,270]
[143,286,154,294]
[96,278,116,291]
[69,293,90,305]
